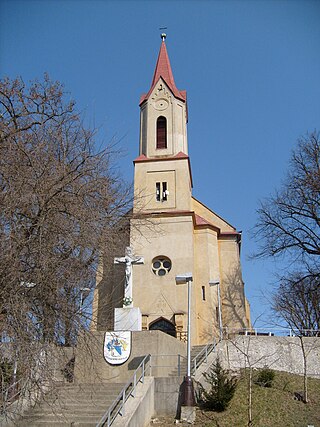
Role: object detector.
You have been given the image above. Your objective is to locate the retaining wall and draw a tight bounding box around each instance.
[217,336,320,378]
[74,330,186,383]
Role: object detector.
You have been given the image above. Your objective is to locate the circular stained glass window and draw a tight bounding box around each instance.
[152,257,172,276]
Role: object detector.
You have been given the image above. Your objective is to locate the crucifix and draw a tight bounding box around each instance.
[114,247,144,308]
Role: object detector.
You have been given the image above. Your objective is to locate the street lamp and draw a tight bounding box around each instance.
[175,273,196,411]
[209,279,223,341]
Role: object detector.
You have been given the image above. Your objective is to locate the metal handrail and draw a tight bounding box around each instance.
[224,327,320,337]
[150,342,217,378]
[192,340,216,375]
[96,354,151,427]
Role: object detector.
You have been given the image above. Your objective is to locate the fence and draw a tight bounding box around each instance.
[224,327,320,338]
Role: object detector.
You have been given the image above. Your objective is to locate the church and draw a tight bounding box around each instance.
[92,36,251,345]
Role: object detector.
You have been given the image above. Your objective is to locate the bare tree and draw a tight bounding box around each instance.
[0,75,132,414]
[272,274,320,403]
[254,132,320,404]
[254,131,320,278]
[273,274,320,335]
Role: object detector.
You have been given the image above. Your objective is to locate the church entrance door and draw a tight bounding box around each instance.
[149,317,176,338]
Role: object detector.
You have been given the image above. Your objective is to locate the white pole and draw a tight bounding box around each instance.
[187,278,191,377]
[217,283,223,341]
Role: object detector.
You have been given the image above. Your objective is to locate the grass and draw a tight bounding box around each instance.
[196,370,320,427]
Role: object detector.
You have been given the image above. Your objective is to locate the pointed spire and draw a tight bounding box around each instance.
[140,36,186,105]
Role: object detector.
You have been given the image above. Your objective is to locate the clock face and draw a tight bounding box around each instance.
[154,98,169,111]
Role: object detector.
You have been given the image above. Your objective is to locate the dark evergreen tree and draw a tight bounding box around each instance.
[199,357,238,412]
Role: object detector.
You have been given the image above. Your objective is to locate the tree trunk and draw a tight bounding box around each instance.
[248,366,253,426]
[299,336,308,403]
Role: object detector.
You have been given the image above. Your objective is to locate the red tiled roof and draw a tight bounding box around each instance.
[134,154,148,162]
[133,152,189,163]
[174,151,188,159]
[140,41,186,105]
[195,214,213,226]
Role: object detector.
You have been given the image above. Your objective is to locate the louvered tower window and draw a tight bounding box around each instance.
[156,116,167,149]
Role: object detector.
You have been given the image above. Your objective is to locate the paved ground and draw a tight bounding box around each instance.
[149,409,217,426]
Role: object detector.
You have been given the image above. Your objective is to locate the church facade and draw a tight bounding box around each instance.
[92,37,251,345]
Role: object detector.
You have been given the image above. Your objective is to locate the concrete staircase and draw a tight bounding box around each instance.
[17,382,127,427]
[169,345,207,376]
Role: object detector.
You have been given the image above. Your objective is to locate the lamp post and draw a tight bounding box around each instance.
[209,280,223,341]
[175,273,196,410]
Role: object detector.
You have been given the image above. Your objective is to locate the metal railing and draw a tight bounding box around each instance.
[149,341,217,378]
[191,340,216,375]
[96,354,151,427]
[224,327,320,338]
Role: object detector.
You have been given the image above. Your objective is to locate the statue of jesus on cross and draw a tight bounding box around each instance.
[114,247,144,308]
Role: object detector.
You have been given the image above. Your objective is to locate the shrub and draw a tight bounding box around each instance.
[198,357,238,412]
[255,367,275,388]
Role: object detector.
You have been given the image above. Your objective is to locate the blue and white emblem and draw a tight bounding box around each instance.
[103,331,131,365]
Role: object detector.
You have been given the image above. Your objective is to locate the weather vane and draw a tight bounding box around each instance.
[159,27,167,41]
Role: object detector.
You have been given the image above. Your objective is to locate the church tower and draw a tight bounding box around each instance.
[93,36,251,344]
[133,35,191,214]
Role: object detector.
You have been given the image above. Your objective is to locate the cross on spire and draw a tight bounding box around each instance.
[139,32,186,105]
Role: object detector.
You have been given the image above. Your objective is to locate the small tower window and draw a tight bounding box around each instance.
[156,116,167,149]
[156,182,169,202]
[202,286,206,301]
[156,182,161,201]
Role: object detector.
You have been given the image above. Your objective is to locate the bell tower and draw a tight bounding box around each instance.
[134,35,192,213]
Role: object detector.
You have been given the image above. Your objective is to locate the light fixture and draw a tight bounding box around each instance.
[175,273,196,411]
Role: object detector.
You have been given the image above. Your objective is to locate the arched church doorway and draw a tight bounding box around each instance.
[149,317,176,338]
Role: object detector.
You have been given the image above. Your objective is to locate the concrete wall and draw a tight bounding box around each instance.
[218,336,320,378]
[154,376,183,417]
[74,330,186,384]
[112,376,185,425]
[112,377,155,427]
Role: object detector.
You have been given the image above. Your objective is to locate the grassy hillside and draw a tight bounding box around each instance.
[196,370,320,427]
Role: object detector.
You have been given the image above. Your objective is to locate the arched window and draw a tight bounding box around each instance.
[149,317,176,338]
[156,116,167,149]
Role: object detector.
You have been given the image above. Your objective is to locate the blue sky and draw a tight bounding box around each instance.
[1,0,320,327]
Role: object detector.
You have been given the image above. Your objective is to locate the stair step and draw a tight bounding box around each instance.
[20,423,97,427]
[45,392,122,401]
[25,400,114,417]
[17,382,127,427]
[21,415,104,424]
[168,344,213,377]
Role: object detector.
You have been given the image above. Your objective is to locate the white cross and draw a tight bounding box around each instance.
[114,247,144,308]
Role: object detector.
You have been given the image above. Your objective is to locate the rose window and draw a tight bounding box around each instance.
[152,257,172,276]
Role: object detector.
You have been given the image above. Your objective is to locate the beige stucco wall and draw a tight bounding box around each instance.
[192,197,235,232]
[130,214,196,339]
[193,228,220,343]
[133,157,192,213]
[219,236,248,329]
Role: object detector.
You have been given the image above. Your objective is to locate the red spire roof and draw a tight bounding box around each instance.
[140,40,186,105]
